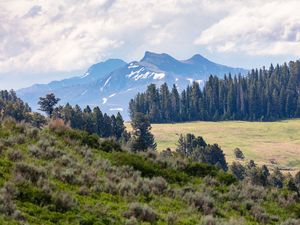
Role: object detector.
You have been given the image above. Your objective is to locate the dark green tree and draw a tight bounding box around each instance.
[130,112,156,152]
[38,93,60,117]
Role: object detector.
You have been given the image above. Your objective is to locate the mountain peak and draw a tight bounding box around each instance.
[186,54,210,64]
[141,51,176,63]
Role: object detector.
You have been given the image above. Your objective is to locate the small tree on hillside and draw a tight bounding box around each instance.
[38,93,60,117]
[234,148,245,160]
[130,112,156,152]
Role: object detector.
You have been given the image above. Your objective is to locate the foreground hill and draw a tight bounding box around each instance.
[17,52,246,119]
[0,119,300,224]
[141,120,300,173]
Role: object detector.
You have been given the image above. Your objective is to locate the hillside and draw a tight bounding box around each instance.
[139,120,300,172]
[0,119,299,224]
[17,52,246,119]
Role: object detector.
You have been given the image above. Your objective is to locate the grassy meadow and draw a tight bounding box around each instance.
[126,119,300,172]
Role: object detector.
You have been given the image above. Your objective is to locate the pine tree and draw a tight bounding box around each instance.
[38,93,60,117]
[130,112,156,151]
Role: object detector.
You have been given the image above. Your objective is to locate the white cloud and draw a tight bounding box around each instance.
[0,0,300,89]
[195,0,300,56]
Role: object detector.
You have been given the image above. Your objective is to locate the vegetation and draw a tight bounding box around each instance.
[129,61,300,122]
[130,112,156,152]
[38,93,60,117]
[53,103,130,141]
[1,60,300,224]
[0,90,45,127]
[0,118,299,224]
[140,120,300,171]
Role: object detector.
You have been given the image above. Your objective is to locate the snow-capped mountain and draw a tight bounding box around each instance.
[17,52,247,119]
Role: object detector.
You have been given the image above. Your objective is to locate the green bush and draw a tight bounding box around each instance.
[15,182,52,206]
[100,139,122,152]
[110,152,189,183]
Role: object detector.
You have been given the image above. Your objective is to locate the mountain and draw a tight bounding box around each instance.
[17,52,247,119]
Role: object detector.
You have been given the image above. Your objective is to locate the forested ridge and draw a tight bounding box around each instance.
[129,61,300,122]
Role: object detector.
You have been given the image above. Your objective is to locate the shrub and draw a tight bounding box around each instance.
[200,215,219,225]
[81,170,97,187]
[124,203,158,223]
[280,219,300,225]
[28,144,63,160]
[14,162,45,183]
[250,206,270,224]
[110,152,189,184]
[125,217,138,225]
[149,176,168,195]
[25,127,39,139]
[55,168,80,185]
[234,148,245,160]
[184,162,218,178]
[0,143,5,155]
[184,192,215,215]
[7,149,23,161]
[78,186,90,196]
[117,179,136,197]
[166,212,178,225]
[230,162,246,180]
[15,182,52,206]
[48,118,70,133]
[100,139,122,152]
[53,191,76,212]
[0,182,16,216]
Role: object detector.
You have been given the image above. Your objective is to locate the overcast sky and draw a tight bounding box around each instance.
[1,0,300,89]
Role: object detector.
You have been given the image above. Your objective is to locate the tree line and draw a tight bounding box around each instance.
[129,61,300,122]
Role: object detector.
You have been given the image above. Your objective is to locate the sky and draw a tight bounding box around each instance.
[1,0,300,89]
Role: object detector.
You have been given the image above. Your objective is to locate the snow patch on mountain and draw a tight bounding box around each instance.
[101,76,112,91]
[81,72,89,78]
[153,72,165,80]
[128,63,139,69]
[81,90,88,96]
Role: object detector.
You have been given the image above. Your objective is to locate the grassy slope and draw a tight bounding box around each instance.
[1,120,299,224]
[127,119,300,171]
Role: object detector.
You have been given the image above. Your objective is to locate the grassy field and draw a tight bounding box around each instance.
[126,119,300,172]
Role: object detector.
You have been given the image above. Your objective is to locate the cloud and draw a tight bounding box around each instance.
[195,0,300,56]
[0,0,300,89]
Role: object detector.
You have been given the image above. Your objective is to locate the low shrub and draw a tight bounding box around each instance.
[100,139,122,152]
[7,149,23,161]
[110,152,189,184]
[14,162,45,183]
[149,176,168,195]
[53,191,76,212]
[280,219,300,225]
[250,206,270,224]
[15,182,52,206]
[124,203,158,223]
[200,215,219,225]
[48,118,70,133]
[0,182,16,216]
[184,192,215,215]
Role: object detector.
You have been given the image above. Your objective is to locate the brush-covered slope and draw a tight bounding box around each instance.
[0,119,299,225]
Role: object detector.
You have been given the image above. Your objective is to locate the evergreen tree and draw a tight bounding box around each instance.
[129,60,300,123]
[130,112,156,152]
[38,93,60,117]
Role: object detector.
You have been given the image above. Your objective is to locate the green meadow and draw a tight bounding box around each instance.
[128,119,300,172]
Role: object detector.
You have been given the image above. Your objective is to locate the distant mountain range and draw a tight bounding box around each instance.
[17,51,247,119]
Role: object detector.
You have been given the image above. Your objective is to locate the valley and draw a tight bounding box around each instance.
[127,119,300,172]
